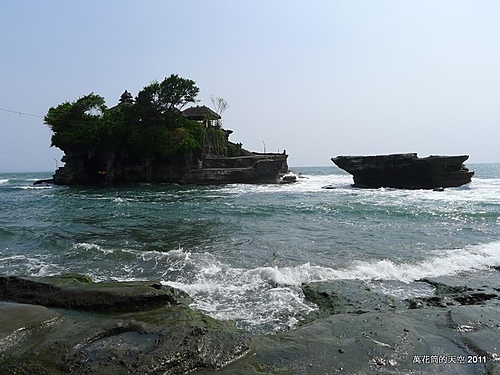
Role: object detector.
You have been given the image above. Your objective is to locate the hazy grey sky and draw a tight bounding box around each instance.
[1,0,499,172]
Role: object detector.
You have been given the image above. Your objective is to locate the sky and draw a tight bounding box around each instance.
[1,0,500,172]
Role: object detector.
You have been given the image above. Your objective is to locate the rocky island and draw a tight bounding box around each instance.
[332,153,474,189]
[44,75,288,185]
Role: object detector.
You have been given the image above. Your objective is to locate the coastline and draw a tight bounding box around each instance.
[1,166,500,373]
[1,271,499,374]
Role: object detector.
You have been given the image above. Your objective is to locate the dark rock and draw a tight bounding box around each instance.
[454,293,498,305]
[196,278,499,374]
[278,172,298,184]
[180,154,288,184]
[0,276,250,374]
[301,280,405,322]
[0,301,249,375]
[33,178,54,185]
[407,295,460,309]
[0,275,190,312]
[53,147,289,186]
[331,153,474,189]
[196,307,492,374]
[419,274,500,307]
[4,275,500,374]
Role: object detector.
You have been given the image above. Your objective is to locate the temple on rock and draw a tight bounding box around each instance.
[49,89,289,185]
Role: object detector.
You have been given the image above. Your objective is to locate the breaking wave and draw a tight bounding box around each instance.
[160,240,500,332]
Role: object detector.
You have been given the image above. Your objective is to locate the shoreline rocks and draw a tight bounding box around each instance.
[2,272,499,374]
[0,275,249,375]
[332,153,474,189]
[197,271,500,374]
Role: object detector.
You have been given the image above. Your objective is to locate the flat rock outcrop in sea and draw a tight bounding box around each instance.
[2,271,500,374]
[332,153,474,189]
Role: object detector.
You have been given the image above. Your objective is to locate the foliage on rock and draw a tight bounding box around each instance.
[204,127,229,156]
[45,93,108,148]
[44,75,213,158]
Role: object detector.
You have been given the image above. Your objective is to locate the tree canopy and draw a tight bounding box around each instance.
[44,74,230,157]
[44,93,108,148]
[134,74,199,124]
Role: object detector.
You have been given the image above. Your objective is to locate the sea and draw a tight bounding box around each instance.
[1,164,500,334]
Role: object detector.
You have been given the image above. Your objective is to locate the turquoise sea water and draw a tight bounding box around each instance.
[1,164,500,333]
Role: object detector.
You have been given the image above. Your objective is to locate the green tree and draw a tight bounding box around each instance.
[134,74,199,126]
[44,93,107,148]
[44,75,214,158]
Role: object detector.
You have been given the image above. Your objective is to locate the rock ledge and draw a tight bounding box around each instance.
[332,153,474,189]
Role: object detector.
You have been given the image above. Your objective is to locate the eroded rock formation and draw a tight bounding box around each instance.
[52,147,288,185]
[332,153,474,189]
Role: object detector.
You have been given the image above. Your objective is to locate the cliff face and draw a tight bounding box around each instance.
[332,153,474,189]
[181,154,288,184]
[53,147,196,185]
[53,146,289,185]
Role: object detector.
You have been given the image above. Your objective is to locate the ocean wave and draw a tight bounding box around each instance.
[254,240,500,285]
[3,165,500,335]
[0,254,61,277]
[212,173,352,196]
[159,240,500,332]
[19,185,52,190]
[73,242,116,255]
[4,240,499,333]
[0,179,8,185]
[160,248,317,333]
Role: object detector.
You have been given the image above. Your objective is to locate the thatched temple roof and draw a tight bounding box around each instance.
[182,105,221,121]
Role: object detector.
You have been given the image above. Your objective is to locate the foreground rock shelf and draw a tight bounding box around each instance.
[0,275,249,374]
[1,272,499,374]
[202,273,500,374]
[332,153,474,189]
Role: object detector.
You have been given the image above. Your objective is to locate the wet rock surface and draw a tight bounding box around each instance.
[0,275,250,375]
[300,279,406,321]
[2,272,500,374]
[0,274,187,312]
[196,272,500,374]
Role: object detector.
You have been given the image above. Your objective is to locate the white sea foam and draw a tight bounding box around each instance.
[75,242,103,251]
[113,197,132,203]
[255,240,500,285]
[19,185,52,190]
[0,254,60,277]
[0,179,8,184]
[74,242,115,255]
[213,173,352,196]
[161,249,317,332]
[160,240,500,332]
[0,255,27,262]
